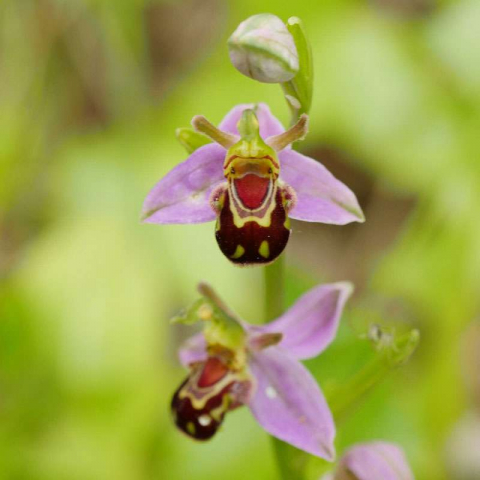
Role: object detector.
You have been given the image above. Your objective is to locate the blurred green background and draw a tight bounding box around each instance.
[1,0,480,479]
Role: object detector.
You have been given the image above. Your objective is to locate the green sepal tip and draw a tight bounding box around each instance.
[175,127,212,154]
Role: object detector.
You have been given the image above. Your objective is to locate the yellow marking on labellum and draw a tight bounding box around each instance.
[231,245,245,259]
[179,363,249,411]
[179,368,234,410]
[186,422,196,436]
[224,155,280,173]
[210,393,232,422]
[259,240,270,259]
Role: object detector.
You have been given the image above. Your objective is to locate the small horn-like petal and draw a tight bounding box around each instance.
[266,114,308,152]
[249,332,283,351]
[192,116,239,149]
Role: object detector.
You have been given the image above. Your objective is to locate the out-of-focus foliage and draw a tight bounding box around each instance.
[1,0,480,479]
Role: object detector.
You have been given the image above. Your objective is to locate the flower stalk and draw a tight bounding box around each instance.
[264,256,285,322]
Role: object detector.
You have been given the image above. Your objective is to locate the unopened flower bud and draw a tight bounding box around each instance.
[228,14,299,83]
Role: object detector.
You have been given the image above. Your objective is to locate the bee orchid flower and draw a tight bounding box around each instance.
[142,104,364,265]
[170,281,353,461]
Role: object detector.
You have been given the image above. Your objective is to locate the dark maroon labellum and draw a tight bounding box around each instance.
[215,188,291,265]
[171,378,232,440]
[171,357,252,441]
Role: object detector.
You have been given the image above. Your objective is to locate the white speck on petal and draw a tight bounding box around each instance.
[198,415,212,426]
[265,386,277,399]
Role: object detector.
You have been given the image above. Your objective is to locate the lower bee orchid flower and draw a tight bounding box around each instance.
[171,281,353,461]
[142,103,364,265]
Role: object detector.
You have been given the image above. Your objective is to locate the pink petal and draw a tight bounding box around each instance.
[249,282,353,360]
[279,149,365,224]
[178,333,207,367]
[248,346,335,460]
[339,442,414,480]
[219,103,286,138]
[142,144,225,224]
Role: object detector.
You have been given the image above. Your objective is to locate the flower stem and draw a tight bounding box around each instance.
[264,256,285,321]
[328,354,391,421]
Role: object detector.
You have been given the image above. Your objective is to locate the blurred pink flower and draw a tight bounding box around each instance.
[322,441,414,480]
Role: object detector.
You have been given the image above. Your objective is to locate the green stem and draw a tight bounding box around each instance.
[264,256,285,321]
[272,440,311,480]
[327,354,392,421]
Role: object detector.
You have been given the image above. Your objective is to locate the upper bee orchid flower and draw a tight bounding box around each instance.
[142,103,364,265]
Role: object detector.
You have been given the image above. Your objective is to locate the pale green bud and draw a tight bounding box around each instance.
[228,14,299,83]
